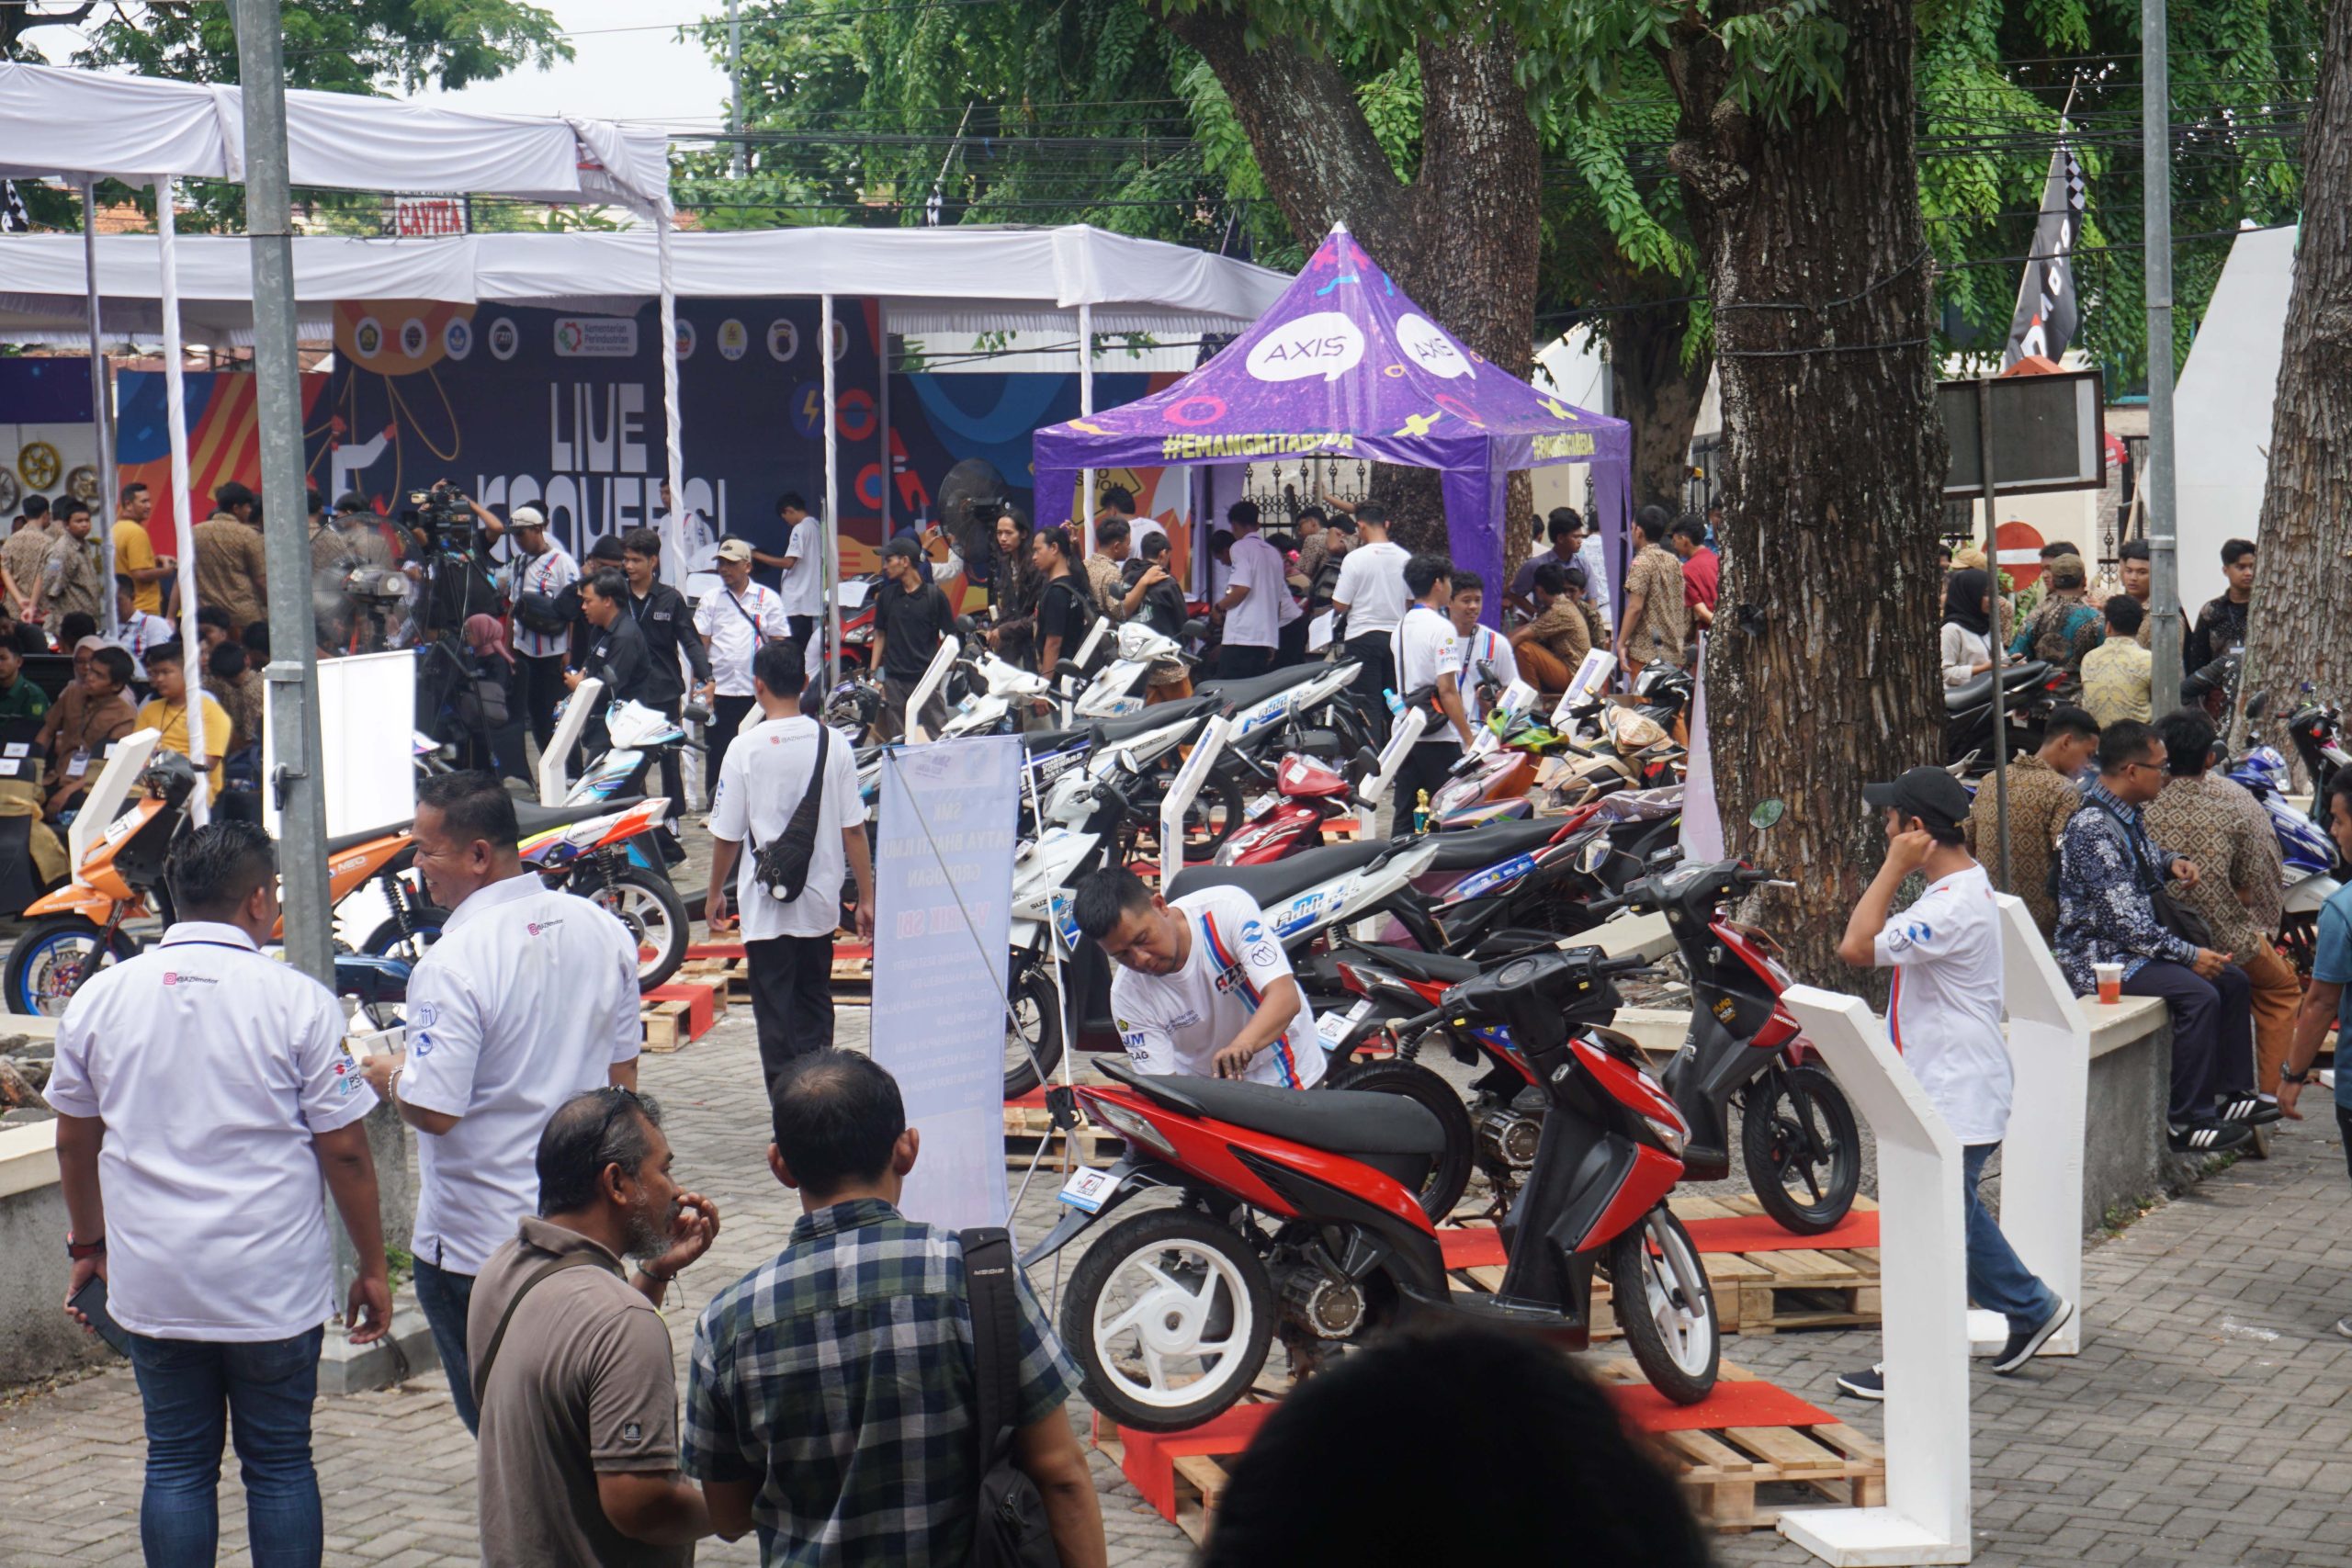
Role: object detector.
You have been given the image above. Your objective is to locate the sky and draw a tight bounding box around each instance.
[413,0,733,131]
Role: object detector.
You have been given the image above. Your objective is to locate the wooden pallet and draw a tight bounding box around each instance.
[676,955,751,1001]
[641,998,696,1053]
[1589,1362,1886,1532]
[1004,1102,1124,1168]
[1445,1194,1881,1338]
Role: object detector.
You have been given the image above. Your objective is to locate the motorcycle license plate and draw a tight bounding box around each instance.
[1246,792,1278,820]
[1317,1000,1372,1050]
[1058,1166,1116,1213]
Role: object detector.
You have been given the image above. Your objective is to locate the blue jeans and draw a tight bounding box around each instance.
[412,1257,479,1436]
[1964,1142,2058,1333]
[125,1326,325,1568]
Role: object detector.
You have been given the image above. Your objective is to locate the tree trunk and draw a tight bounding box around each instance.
[2245,0,2352,729]
[1666,0,1947,985]
[1606,298,1713,514]
[1152,6,1541,564]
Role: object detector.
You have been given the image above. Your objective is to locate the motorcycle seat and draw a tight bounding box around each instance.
[514,795,648,837]
[1099,1056,1445,1156]
[1195,662,1332,711]
[1168,837,1392,905]
[1426,816,1563,872]
[326,824,413,855]
[1023,696,1220,757]
[1943,660,2051,712]
[1338,941,1481,984]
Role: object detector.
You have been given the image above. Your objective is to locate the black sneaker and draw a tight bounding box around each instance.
[2168,1119,2252,1154]
[1835,1364,1885,1401]
[2216,1093,2283,1126]
[1993,1296,2075,1373]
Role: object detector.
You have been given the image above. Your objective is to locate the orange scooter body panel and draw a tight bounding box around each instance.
[28,795,172,915]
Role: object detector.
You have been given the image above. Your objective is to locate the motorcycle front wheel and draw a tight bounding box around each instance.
[570,863,688,991]
[361,907,449,965]
[1740,1062,1862,1235]
[1063,1205,1276,1433]
[6,917,139,1017]
[1608,1207,1719,1404]
[1001,964,1065,1100]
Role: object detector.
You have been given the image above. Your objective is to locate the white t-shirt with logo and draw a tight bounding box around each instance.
[1333,540,1411,637]
[779,519,823,616]
[399,874,645,1274]
[1222,532,1298,649]
[710,713,862,942]
[44,922,375,1341]
[1392,604,1464,745]
[1873,863,2011,1144]
[1110,886,1326,1089]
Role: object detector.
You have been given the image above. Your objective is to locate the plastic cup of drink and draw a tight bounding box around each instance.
[2094,961,2124,1006]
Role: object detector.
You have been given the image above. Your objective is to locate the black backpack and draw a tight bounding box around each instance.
[749,722,831,903]
[960,1228,1062,1568]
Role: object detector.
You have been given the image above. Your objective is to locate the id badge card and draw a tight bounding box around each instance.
[65,749,89,780]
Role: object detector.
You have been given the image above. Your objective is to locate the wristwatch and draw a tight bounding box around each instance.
[2283,1065,2316,1087]
[65,1233,105,1260]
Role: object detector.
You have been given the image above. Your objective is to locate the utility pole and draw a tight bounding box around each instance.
[728,0,746,181]
[228,0,333,988]
[2143,0,2183,702]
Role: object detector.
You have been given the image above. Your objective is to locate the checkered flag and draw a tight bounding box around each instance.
[2001,136,2086,367]
[0,180,29,233]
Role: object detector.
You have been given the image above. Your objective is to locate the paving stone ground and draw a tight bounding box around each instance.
[10,979,2352,1564]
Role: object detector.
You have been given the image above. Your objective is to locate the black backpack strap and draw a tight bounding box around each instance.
[470,1251,616,1407]
[962,1226,1019,1467]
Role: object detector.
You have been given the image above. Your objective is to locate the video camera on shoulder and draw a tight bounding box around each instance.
[406,479,468,543]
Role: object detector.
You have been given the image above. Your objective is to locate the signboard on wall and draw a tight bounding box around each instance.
[384,194,470,238]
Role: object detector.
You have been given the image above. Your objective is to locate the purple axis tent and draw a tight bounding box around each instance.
[1032,223,1632,622]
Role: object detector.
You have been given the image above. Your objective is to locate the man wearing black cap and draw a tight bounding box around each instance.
[1833,765,2072,1397]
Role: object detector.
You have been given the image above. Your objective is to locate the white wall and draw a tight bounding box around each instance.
[2174,225,2296,610]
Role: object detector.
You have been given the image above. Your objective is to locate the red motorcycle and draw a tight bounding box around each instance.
[1215,748,1360,864]
[1024,944,1719,1431]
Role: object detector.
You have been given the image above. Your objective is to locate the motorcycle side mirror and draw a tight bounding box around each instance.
[1181,617,1209,641]
[1354,745,1382,776]
[954,614,978,637]
[1749,797,1786,830]
[1115,747,1140,775]
[1578,837,1611,874]
[2246,691,2271,720]
[1054,659,1088,683]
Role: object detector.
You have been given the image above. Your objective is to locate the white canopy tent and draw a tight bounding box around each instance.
[0,58,675,801]
[0,221,1293,682]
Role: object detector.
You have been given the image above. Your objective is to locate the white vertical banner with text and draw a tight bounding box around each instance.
[870,735,1022,1233]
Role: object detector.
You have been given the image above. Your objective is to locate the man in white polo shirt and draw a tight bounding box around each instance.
[1390,552,1475,819]
[356,770,643,1436]
[1331,501,1410,739]
[1833,765,2073,1400]
[48,820,391,1567]
[695,537,792,808]
[1213,501,1298,681]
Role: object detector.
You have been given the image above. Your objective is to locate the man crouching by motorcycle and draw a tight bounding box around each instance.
[1072,865,1326,1089]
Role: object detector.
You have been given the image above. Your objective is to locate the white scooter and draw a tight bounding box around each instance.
[1068,619,1202,720]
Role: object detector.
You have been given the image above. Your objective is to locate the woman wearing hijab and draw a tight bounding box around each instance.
[1941,568,1996,687]
[458,611,528,780]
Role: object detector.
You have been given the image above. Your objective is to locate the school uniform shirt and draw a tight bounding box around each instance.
[508,547,581,660]
[121,610,174,677]
[1332,540,1411,637]
[1223,532,1298,650]
[1457,623,1519,711]
[136,692,233,797]
[779,517,824,617]
[1873,863,2011,1145]
[1392,603,1464,745]
[43,921,375,1340]
[1109,886,1325,1089]
[694,581,791,697]
[399,873,644,1276]
[710,713,862,942]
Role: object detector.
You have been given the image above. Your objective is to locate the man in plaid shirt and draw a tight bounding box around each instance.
[684,1052,1105,1566]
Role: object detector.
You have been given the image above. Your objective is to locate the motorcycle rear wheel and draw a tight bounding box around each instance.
[570,863,687,991]
[1608,1207,1720,1404]
[1324,1059,1474,1220]
[1063,1205,1275,1433]
[361,908,449,965]
[1740,1062,1862,1235]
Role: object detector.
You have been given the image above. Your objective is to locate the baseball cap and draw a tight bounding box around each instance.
[715,538,754,564]
[1861,766,1973,836]
[510,505,548,530]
